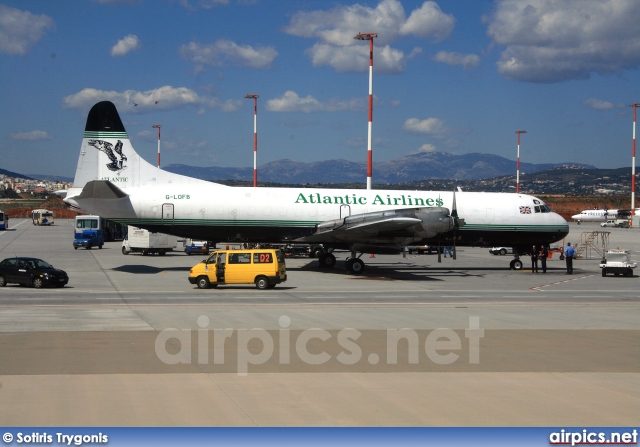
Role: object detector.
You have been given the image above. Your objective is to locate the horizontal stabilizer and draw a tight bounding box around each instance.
[77,180,129,200]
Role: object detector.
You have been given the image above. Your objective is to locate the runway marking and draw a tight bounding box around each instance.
[530,274,595,291]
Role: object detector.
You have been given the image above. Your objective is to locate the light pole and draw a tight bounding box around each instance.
[245,94,259,187]
[631,104,639,216]
[152,124,161,170]
[354,32,377,190]
[515,130,526,193]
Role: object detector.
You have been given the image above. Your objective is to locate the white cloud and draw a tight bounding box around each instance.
[110,34,141,57]
[433,51,480,69]
[62,86,242,113]
[487,0,640,83]
[11,131,51,141]
[179,0,229,12]
[305,43,407,73]
[266,90,366,113]
[283,0,454,72]
[179,39,277,70]
[0,4,55,55]
[583,98,619,110]
[399,1,455,41]
[403,117,447,135]
[415,143,437,153]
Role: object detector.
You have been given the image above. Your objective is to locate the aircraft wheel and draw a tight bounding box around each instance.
[510,259,523,270]
[318,253,336,268]
[601,268,607,277]
[122,247,129,255]
[347,258,365,275]
[196,276,211,289]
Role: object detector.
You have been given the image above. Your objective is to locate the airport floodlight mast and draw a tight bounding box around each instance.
[152,124,161,169]
[631,103,640,216]
[245,94,259,187]
[354,32,377,190]
[515,130,527,193]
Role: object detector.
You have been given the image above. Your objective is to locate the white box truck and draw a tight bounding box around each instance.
[122,226,178,256]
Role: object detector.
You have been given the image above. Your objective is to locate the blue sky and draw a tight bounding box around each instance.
[1,0,640,179]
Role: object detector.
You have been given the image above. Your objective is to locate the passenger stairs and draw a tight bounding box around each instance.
[574,231,610,259]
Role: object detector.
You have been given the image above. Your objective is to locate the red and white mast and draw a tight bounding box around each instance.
[515,130,526,193]
[631,104,639,216]
[354,32,377,190]
[245,94,259,187]
[152,124,161,170]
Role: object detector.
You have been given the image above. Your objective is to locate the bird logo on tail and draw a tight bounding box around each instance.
[88,139,128,173]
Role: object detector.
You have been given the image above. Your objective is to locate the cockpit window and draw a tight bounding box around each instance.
[532,199,551,213]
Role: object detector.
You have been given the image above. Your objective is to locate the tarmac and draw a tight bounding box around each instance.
[0,219,638,426]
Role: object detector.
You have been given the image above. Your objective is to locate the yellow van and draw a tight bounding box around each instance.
[188,248,287,289]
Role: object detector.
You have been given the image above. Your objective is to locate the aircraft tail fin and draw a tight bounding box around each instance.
[72,101,202,191]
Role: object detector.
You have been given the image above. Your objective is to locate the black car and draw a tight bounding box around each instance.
[0,257,69,288]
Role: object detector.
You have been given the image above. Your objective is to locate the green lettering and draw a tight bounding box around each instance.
[373,195,385,205]
[295,193,308,204]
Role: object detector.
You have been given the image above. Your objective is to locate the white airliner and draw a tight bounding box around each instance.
[571,208,638,223]
[62,101,569,273]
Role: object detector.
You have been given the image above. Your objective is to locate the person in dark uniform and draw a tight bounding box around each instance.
[540,245,548,273]
[530,245,539,273]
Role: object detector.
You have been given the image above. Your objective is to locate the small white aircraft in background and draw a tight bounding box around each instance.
[571,208,638,223]
[62,101,569,273]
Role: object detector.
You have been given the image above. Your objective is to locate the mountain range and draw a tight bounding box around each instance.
[163,152,595,184]
[2,152,597,184]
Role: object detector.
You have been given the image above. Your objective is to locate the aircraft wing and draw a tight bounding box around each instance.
[296,207,454,246]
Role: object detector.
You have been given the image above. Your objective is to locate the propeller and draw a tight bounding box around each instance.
[451,188,465,260]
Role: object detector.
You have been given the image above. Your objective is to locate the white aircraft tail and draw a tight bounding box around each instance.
[65,101,208,214]
[73,101,201,190]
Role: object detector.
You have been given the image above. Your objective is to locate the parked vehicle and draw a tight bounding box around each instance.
[188,248,287,289]
[407,245,434,254]
[0,257,68,288]
[122,226,178,256]
[489,247,513,256]
[601,219,630,228]
[73,229,104,250]
[0,210,8,230]
[600,250,637,277]
[184,239,210,255]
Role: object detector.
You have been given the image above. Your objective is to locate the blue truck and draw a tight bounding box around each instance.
[73,229,104,250]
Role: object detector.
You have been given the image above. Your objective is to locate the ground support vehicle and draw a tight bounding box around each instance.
[600,250,637,277]
[601,219,630,228]
[73,229,104,250]
[188,248,287,289]
[122,226,178,256]
[31,209,54,226]
[184,239,210,255]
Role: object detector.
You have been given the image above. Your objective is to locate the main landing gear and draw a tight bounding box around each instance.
[509,257,523,270]
[318,251,366,274]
